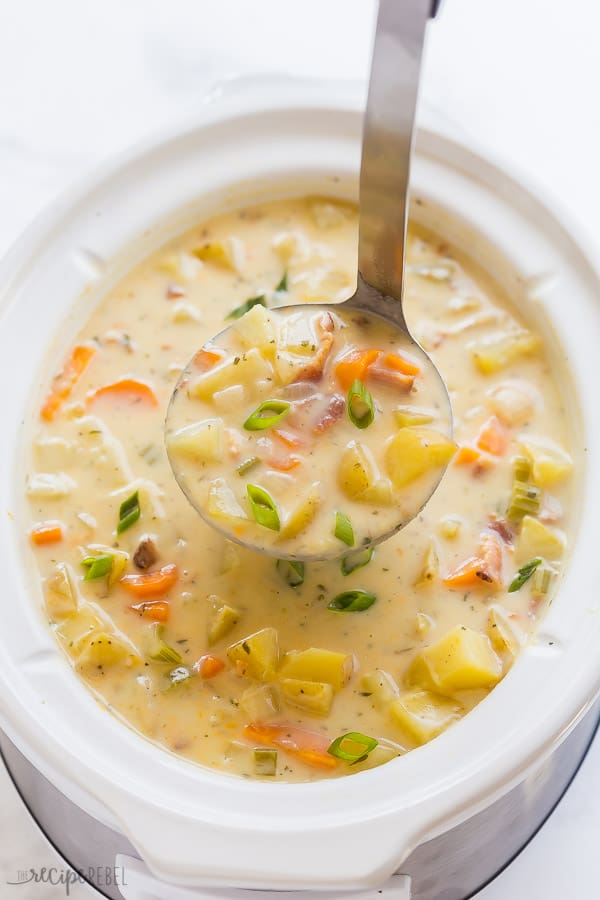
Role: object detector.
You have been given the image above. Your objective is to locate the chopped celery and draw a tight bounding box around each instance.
[146,623,183,665]
[531,563,554,597]
[254,748,277,776]
[507,481,541,522]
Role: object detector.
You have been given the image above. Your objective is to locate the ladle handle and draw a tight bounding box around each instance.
[358,0,438,302]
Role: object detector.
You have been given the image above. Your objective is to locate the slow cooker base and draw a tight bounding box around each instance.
[2,701,599,900]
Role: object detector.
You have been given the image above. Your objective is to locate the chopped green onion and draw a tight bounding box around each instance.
[147,623,183,665]
[334,512,354,547]
[341,547,374,576]
[328,732,378,762]
[347,379,375,429]
[276,558,305,587]
[508,557,542,592]
[254,748,277,776]
[226,295,267,320]
[237,456,261,476]
[243,399,291,431]
[328,590,377,612]
[532,563,554,597]
[247,484,280,531]
[81,553,114,581]
[274,271,288,292]
[507,481,541,522]
[168,666,191,685]
[117,490,140,534]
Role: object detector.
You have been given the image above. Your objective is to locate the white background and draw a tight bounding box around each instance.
[0,0,599,897]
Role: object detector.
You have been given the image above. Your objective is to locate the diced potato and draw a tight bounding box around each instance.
[279,647,353,690]
[360,669,399,709]
[272,230,310,263]
[385,427,456,489]
[158,251,202,281]
[520,437,573,487]
[273,349,315,385]
[213,385,246,413]
[278,484,321,540]
[75,630,140,671]
[227,627,279,681]
[394,406,435,427]
[45,563,79,621]
[207,478,247,523]
[219,541,240,575]
[516,515,566,563]
[277,311,318,355]
[338,442,377,500]
[240,683,281,721]
[27,472,77,499]
[350,739,404,772]
[171,301,202,323]
[280,678,334,716]
[34,436,73,469]
[232,304,276,357]
[360,479,394,505]
[487,605,524,657]
[439,515,462,539]
[192,236,245,273]
[207,594,240,644]
[308,198,350,229]
[190,349,273,400]
[390,691,463,745]
[414,539,439,588]
[167,419,224,463]
[408,625,503,694]
[471,331,541,375]
[487,380,539,427]
[404,654,438,693]
[55,603,105,654]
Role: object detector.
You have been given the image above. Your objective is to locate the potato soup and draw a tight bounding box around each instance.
[26,196,574,781]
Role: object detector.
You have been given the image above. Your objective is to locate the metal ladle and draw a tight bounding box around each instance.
[166,0,451,559]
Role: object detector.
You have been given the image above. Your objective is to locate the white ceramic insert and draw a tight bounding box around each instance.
[0,79,599,891]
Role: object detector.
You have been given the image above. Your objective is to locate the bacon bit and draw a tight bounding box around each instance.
[193,347,224,369]
[292,312,335,382]
[130,600,170,622]
[444,530,504,589]
[272,428,305,449]
[41,344,96,421]
[368,357,415,392]
[267,454,302,472]
[160,344,173,352]
[87,378,158,407]
[30,521,64,545]
[166,283,186,300]
[312,394,345,434]
[476,415,510,456]
[488,515,514,544]
[195,654,226,679]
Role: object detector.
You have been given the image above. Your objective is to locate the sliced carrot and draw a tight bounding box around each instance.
[454,446,482,466]
[267,454,302,472]
[381,351,420,376]
[194,347,224,369]
[120,563,178,597]
[87,378,158,407]
[30,521,64,545]
[41,343,96,421]
[444,530,504,589]
[476,415,509,456]
[130,600,170,622]
[243,723,338,770]
[334,348,381,390]
[272,428,305,449]
[196,654,226,679]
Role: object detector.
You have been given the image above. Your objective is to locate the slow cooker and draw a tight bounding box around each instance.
[0,79,599,900]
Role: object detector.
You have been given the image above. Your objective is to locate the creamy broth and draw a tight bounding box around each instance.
[26,196,574,781]
[166,303,453,558]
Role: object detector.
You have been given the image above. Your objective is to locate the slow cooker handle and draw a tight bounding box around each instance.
[116,855,412,900]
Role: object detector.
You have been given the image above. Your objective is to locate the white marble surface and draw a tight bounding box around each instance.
[1,0,599,896]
